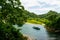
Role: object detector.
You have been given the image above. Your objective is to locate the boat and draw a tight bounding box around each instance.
[33,26,40,30]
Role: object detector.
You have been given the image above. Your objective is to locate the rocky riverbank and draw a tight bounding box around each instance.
[23,34,33,40]
[45,26,60,32]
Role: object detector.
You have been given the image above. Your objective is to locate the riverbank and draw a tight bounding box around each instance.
[27,20,43,25]
[25,22,45,26]
[45,26,60,32]
[23,34,33,40]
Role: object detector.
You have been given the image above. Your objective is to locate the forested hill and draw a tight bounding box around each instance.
[39,10,59,18]
[25,10,60,20]
[24,10,39,19]
[39,10,60,32]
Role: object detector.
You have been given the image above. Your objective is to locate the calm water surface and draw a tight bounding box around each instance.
[18,23,60,40]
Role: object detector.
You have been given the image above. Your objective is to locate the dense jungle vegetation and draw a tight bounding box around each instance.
[39,10,60,32]
[0,0,60,40]
[0,0,27,40]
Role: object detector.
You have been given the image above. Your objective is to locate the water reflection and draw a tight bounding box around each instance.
[47,31,60,40]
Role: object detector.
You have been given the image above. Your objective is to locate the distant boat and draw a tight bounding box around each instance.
[33,26,40,30]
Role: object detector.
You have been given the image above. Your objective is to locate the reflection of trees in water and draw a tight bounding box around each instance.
[47,31,60,40]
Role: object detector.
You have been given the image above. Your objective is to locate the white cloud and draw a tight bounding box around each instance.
[21,0,60,15]
[38,0,60,5]
[27,7,55,15]
[21,0,40,7]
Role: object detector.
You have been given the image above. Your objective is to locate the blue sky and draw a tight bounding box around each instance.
[21,0,60,15]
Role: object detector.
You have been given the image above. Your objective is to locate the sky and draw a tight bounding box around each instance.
[20,0,60,15]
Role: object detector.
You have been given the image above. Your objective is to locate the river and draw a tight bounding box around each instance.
[14,23,60,40]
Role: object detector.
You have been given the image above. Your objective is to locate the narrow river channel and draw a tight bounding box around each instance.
[15,23,60,40]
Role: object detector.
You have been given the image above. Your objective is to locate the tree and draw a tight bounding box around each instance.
[0,0,27,40]
[41,10,60,32]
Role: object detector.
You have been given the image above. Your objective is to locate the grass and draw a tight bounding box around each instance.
[27,19,44,25]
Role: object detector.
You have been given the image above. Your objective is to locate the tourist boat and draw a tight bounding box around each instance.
[33,26,40,30]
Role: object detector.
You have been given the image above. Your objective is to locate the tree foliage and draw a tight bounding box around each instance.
[39,10,60,32]
[0,0,27,40]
